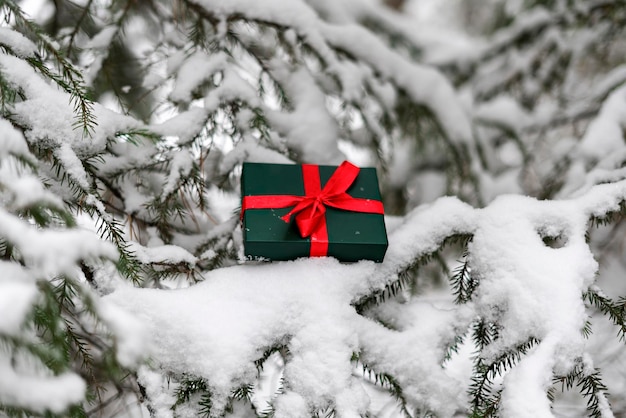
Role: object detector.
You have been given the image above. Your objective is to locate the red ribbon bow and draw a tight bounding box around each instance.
[242,161,385,257]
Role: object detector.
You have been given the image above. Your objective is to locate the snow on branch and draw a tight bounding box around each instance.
[108,179,626,416]
[185,0,473,149]
[3,0,626,416]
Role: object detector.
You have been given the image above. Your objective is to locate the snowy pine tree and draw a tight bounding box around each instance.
[1,0,626,417]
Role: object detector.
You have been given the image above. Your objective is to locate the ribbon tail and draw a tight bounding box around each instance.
[280,197,315,224]
[295,205,326,238]
[309,222,329,257]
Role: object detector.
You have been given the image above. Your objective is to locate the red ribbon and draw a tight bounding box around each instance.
[242,161,385,257]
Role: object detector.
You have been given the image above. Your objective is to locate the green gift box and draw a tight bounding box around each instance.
[241,161,388,262]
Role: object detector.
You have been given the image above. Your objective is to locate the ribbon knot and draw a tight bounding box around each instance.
[242,161,384,256]
[279,162,359,238]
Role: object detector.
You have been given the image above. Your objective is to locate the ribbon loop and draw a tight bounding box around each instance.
[280,161,362,238]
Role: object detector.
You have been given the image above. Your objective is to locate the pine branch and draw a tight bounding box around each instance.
[173,375,263,417]
[0,275,131,417]
[589,200,626,229]
[197,217,240,272]
[231,384,255,403]
[353,267,413,314]
[66,0,96,56]
[352,353,415,418]
[450,250,477,304]
[199,391,213,417]
[584,287,626,342]
[78,201,144,285]
[174,376,209,406]
[254,343,290,372]
[353,234,472,313]
[0,403,88,418]
[553,363,612,418]
[313,406,336,418]
[1,0,97,137]
[43,149,144,284]
[443,333,466,364]
[0,62,26,113]
[469,334,538,417]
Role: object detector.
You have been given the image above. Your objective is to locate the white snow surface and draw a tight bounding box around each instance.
[0,354,86,414]
[0,51,141,160]
[0,279,38,334]
[137,367,176,418]
[0,207,118,277]
[128,241,197,267]
[4,0,626,416]
[149,106,210,145]
[0,114,129,414]
[0,117,35,162]
[97,299,149,367]
[0,27,37,58]
[107,179,626,416]
[579,85,626,162]
[84,25,118,49]
[474,95,531,135]
[170,51,229,103]
[185,0,473,149]
[265,67,344,164]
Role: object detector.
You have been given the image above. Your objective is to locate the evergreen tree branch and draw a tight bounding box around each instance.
[1,0,97,137]
[352,352,416,418]
[584,286,626,342]
[469,331,538,417]
[553,362,612,418]
[66,0,95,57]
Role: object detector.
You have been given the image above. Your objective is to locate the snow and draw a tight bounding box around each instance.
[321,23,472,145]
[0,119,32,159]
[2,171,64,210]
[0,27,37,58]
[137,366,176,418]
[107,197,476,415]
[162,149,194,197]
[499,339,556,418]
[170,51,228,103]
[0,207,118,277]
[4,0,626,416]
[84,25,118,49]
[187,0,473,149]
[579,85,626,163]
[0,263,89,413]
[265,68,344,164]
[474,95,531,136]
[220,135,294,173]
[0,355,86,414]
[97,299,148,367]
[128,241,197,267]
[81,26,119,86]
[0,279,38,334]
[0,52,141,154]
[54,142,91,189]
[357,297,466,416]
[149,107,210,145]
[489,7,553,54]
[469,197,593,416]
[374,197,475,283]
[107,258,372,414]
[204,67,261,111]
[106,177,626,416]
